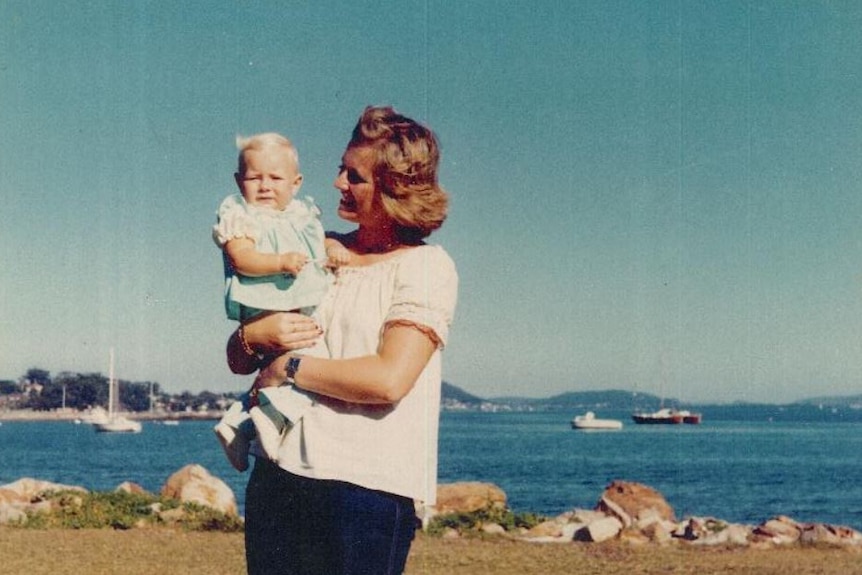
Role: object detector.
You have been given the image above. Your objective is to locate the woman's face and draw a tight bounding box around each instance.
[334,146,381,225]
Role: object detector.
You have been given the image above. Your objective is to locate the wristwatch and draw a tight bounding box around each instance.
[284,356,302,387]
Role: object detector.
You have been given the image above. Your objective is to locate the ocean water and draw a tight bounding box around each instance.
[1,409,860,530]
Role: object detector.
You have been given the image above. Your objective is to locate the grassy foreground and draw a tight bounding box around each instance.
[2,528,861,575]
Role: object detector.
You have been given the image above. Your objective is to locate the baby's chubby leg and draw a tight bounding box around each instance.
[250,386,314,460]
[214,398,254,472]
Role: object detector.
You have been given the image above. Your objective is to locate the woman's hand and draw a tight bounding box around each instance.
[245,312,322,353]
[226,312,322,374]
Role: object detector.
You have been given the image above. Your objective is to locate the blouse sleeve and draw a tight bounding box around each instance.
[386,246,458,348]
[212,194,261,247]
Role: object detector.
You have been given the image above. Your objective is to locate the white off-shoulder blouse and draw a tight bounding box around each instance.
[274,244,458,504]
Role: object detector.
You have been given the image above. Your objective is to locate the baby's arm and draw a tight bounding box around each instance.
[225,237,307,276]
[324,237,353,268]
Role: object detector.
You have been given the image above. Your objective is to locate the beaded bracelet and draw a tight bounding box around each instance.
[237,325,257,357]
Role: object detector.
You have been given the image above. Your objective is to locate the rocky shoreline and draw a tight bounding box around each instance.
[433,480,862,548]
[1,465,860,550]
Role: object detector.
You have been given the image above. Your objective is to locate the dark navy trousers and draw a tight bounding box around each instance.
[245,458,416,575]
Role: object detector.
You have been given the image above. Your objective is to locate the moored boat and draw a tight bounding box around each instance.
[679,410,702,424]
[93,349,142,434]
[631,407,701,425]
[571,411,623,430]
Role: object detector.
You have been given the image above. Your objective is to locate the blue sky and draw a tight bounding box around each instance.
[2,1,861,404]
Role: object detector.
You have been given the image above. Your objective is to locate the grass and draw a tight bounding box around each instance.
[1,528,861,575]
[18,490,243,532]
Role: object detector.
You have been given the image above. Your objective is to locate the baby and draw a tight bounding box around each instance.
[212,132,348,471]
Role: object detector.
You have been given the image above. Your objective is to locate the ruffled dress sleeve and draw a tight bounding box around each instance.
[386,246,458,348]
[212,194,262,247]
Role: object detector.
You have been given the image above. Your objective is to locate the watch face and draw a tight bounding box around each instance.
[286,356,301,382]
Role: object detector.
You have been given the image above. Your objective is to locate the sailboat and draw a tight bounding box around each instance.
[94,349,142,433]
[630,356,702,425]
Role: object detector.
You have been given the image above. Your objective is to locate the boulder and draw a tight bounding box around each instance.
[160,464,237,516]
[753,516,801,545]
[434,482,507,515]
[799,523,862,546]
[0,504,27,525]
[0,478,87,503]
[523,519,564,539]
[640,519,674,544]
[481,522,506,535]
[596,481,675,524]
[0,478,87,526]
[573,516,624,542]
[115,481,148,495]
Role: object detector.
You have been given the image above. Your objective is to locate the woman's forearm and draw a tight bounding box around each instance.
[291,325,437,404]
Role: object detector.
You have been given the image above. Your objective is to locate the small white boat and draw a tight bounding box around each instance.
[94,415,142,433]
[571,411,623,430]
[93,349,142,434]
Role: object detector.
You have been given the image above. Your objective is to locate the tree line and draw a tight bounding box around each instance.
[1,368,229,413]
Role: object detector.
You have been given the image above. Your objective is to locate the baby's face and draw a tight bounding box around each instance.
[235,147,302,211]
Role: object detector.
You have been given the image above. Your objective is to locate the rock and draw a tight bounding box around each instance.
[0,504,27,525]
[523,519,564,539]
[799,523,862,546]
[560,522,581,540]
[687,519,751,547]
[753,516,801,545]
[0,478,87,503]
[157,507,187,524]
[681,517,728,541]
[481,522,506,535]
[434,482,507,515]
[0,478,88,526]
[160,464,237,516]
[573,516,624,542]
[596,481,675,524]
[569,509,608,526]
[641,520,674,544]
[115,481,148,495]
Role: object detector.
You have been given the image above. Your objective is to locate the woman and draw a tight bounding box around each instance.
[227,106,458,575]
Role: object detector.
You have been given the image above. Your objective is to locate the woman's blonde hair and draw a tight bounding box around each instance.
[349,106,448,242]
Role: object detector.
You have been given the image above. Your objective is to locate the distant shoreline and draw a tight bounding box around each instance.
[0,408,221,423]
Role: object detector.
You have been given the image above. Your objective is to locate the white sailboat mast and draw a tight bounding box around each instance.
[108,347,116,417]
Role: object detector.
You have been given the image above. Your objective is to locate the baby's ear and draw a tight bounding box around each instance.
[293,173,304,190]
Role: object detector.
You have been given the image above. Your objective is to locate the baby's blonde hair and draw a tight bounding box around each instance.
[236,132,300,174]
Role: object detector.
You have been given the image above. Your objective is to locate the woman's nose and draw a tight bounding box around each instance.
[334,170,347,190]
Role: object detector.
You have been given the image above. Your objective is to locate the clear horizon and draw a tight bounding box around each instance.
[3,1,862,404]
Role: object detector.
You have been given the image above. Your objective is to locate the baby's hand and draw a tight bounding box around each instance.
[326,244,353,268]
[279,252,308,275]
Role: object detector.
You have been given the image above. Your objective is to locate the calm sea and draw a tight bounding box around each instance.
[1,408,860,530]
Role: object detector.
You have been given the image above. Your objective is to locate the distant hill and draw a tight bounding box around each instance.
[797,394,862,407]
[546,389,663,409]
[441,384,862,412]
[440,381,483,406]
